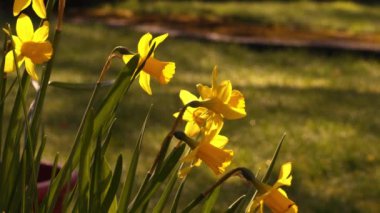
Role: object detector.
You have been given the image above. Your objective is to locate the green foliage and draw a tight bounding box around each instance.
[1,1,287,212]
[3,0,379,212]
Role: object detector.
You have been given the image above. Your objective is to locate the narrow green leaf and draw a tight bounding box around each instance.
[94,54,139,136]
[202,186,220,213]
[153,168,178,213]
[77,109,95,212]
[0,32,8,161]
[130,144,185,212]
[61,182,78,213]
[45,0,57,21]
[89,136,103,213]
[49,153,60,187]
[1,73,29,202]
[262,133,286,183]
[21,154,26,213]
[29,30,62,148]
[231,186,256,213]
[43,107,96,212]
[102,155,123,212]
[34,133,47,173]
[43,60,109,211]
[101,118,117,156]
[118,105,152,213]
[156,144,186,183]
[99,159,113,202]
[170,177,187,213]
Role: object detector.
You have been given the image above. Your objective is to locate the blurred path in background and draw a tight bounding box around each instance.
[68,7,380,53]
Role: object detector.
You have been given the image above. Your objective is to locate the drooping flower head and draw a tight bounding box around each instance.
[175,66,245,137]
[123,33,175,95]
[4,14,53,80]
[248,162,298,213]
[178,128,233,177]
[175,90,223,137]
[13,0,47,19]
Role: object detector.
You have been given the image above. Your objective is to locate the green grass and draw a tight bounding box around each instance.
[1,3,380,209]
[25,21,380,212]
[113,1,380,35]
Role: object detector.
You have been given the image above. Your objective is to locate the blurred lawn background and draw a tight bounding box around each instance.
[1,0,380,212]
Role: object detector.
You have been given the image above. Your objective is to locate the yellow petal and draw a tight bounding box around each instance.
[181,109,194,121]
[179,90,198,105]
[274,162,293,188]
[32,0,47,19]
[143,57,175,84]
[5,50,24,73]
[184,121,201,137]
[33,21,49,41]
[11,36,22,51]
[197,142,233,175]
[201,98,246,119]
[212,66,218,88]
[13,0,31,16]
[210,134,228,148]
[208,114,224,134]
[122,54,134,64]
[4,51,17,73]
[151,33,168,48]
[138,33,152,59]
[139,71,152,95]
[214,80,232,103]
[196,84,212,100]
[24,58,39,80]
[21,41,53,64]
[17,14,34,41]
[277,188,288,198]
[229,90,246,110]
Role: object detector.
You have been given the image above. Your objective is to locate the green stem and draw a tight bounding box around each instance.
[149,101,198,176]
[181,167,257,213]
[0,33,8,160]
[29,29,62,145]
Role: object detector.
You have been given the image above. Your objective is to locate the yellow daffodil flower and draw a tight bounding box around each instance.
[123,33,175,95]
[174,67,245,137]
[13,0,47,19]
[175,90,223,137]
[248,162,298,213]
[4,14,53,80]
[197,66,246,119]
[179,128,233,177]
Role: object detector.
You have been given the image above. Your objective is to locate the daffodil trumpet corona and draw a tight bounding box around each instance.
[123,33,175,95]
[174,129,233,176]
[247,162,298,213]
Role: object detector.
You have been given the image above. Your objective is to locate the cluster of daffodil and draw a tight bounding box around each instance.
[1,0,298,212]
[170,68,298,212]
[173,66,245,177]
